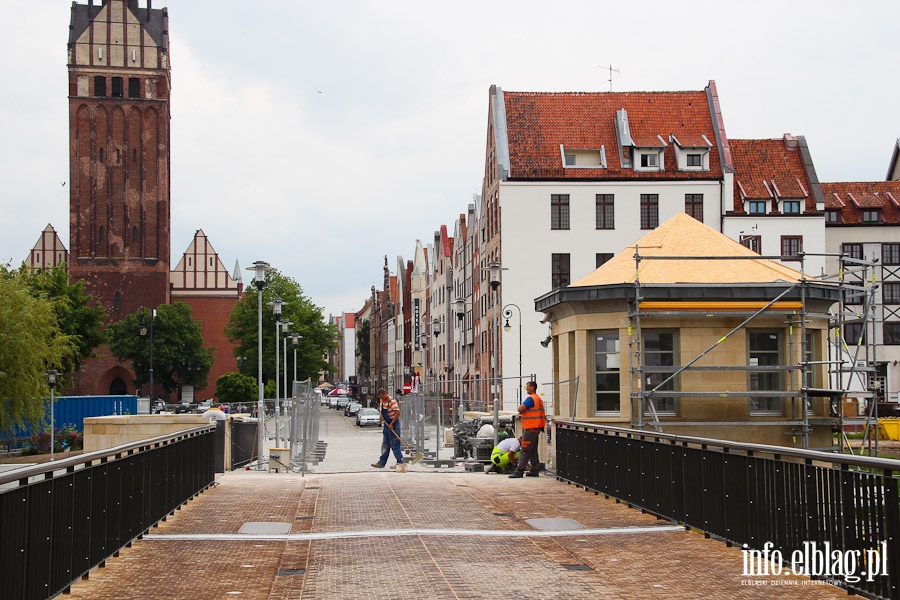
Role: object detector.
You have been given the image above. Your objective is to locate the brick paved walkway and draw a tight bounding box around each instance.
[64,468,850,599]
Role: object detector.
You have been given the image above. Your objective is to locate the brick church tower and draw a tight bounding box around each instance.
[67,0,171,395]
[67,0,171,319]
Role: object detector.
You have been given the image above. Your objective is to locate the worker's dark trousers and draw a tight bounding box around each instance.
[514,429,542,474]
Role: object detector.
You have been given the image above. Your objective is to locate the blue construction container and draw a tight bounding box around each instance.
[54,395,138,432]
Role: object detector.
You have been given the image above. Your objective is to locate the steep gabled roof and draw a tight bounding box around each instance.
[501,86,724,180]
[730,137,814,212]
[571,213,803,286]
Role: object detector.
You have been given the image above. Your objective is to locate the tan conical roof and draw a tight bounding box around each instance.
[571,213,804,286]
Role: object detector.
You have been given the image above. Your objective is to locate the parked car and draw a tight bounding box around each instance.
[344,401,362,417]
[335,395,351,410]
[329,395,340,409]
[357,407,381,427]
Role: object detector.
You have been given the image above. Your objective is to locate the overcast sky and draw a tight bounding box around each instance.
[3,1,900,319]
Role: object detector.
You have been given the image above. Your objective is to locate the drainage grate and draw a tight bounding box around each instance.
[562,564,592,571]
[295,516,314,521]
[278,569,306,576]
[493,513,514,517]
[305,487,319,490]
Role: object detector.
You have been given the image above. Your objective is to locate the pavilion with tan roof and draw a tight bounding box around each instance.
[535,213,842,449]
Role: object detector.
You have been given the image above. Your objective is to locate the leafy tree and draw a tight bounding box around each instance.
[214,371,257,405]
[18,264,107,377]
[0,268,75,433]
[226,269,338,386]
[355,318,370,379]
[108,302,214,396]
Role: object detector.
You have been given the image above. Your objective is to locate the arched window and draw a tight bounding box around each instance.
[98,226,105,243]
[114,291,122,311]
[132,226,139,244]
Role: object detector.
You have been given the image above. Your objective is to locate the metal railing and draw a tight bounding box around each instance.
[555,421,900,599]
[0,425,216,600]
[289,379,321,474]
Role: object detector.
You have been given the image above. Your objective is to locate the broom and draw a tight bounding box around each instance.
[384,419,425,465]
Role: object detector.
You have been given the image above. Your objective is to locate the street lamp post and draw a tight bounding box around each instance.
[487,261,503,446]
[270,298,285,427]
[453,296,466,424]
[503,303,523,405]
[290,333,300,383]
[280,320,292,447]
[247,260,270,469]
[139,308,156,412]
[47,369,57,461]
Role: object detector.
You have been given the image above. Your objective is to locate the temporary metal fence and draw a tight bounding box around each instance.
[0,425,216,600]
[288,379,321,475]
[555,421,900,599]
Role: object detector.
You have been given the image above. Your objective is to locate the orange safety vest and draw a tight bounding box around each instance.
[520,393,546,431]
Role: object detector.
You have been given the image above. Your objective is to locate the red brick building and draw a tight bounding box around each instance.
[44,0,242,400]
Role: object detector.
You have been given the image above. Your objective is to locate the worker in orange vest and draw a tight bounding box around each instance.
[509,381,546,478]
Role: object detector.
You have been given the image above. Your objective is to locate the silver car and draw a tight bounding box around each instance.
[356,408,380,427]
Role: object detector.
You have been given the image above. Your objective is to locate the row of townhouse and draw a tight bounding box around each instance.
[330,79,900,417]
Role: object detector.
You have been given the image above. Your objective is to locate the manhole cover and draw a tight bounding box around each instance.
[239,522,292,535]
[525,518,584,531]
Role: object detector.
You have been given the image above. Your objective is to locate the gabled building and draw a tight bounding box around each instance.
[479,81,733,411]
[25,225,69,271]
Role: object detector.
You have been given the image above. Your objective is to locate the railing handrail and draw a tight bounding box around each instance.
[0,424,215,487]
[556,419,900,472]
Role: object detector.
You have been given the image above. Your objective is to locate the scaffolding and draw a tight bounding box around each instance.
[628,248,884,455]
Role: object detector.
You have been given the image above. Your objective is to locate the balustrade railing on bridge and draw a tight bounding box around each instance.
[555,421,900,599]
[0,425,216,600]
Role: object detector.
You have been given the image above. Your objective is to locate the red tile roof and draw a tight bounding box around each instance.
[821,181,900,224]
[730,138,813,212]
[502,89,723,180]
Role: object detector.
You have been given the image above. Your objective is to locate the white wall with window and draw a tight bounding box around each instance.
[722,214,826,276]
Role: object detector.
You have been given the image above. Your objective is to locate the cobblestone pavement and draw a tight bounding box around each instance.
[63,409,851,599]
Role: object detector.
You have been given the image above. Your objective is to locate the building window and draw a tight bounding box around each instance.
[551,253,570,289]
[551,194,570,230]
[640,194,659,229]
[684,194,703,221]
[686,154,702,167]
[883,243,900,265]
[111,77,123,98]
[749,331,782,413]
[748,201,766,214]
[782,200,801,214]
[114,291,122,312]
[595,194,614,229]
[594,332,620,413]
[128,77,140,98]
[94,76,106,97]
[842,243,863,260]
[640,153,657,168]
[826,210,840,223]
[98,226,105,244]
[564,154,575,166]
[781,236,802,260]
[596,253,614,268]
[862,209,881,223]
[884,323,900,345]
[884,282,900,304]
[644,331,676,413]
[844,322,865,345]
[741,235,761,254]
[132,227,139,245]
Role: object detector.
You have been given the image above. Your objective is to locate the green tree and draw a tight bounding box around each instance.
[0,268,75,433]
[108,302,214,396]
[226,269,338,386]
[214,371,257,405]
[18,264,107,377]
[355,318,370,379]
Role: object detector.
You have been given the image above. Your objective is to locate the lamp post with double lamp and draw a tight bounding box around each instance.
[280,320,293,446]
[487,261,504,446]
[47,369,58,461]
[453,296,467,423]
[503,303,523,406]
[270,297,286,426]
[247,260,270,469]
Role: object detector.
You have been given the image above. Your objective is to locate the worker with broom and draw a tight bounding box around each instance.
[371,388,405,470]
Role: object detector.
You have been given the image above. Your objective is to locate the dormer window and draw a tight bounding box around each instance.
[669,134,712,171]
[748,201,767,214]
[782,200,801,214]
[640,153,657,168]
[560,145,606,169]
[863,209,881,222]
